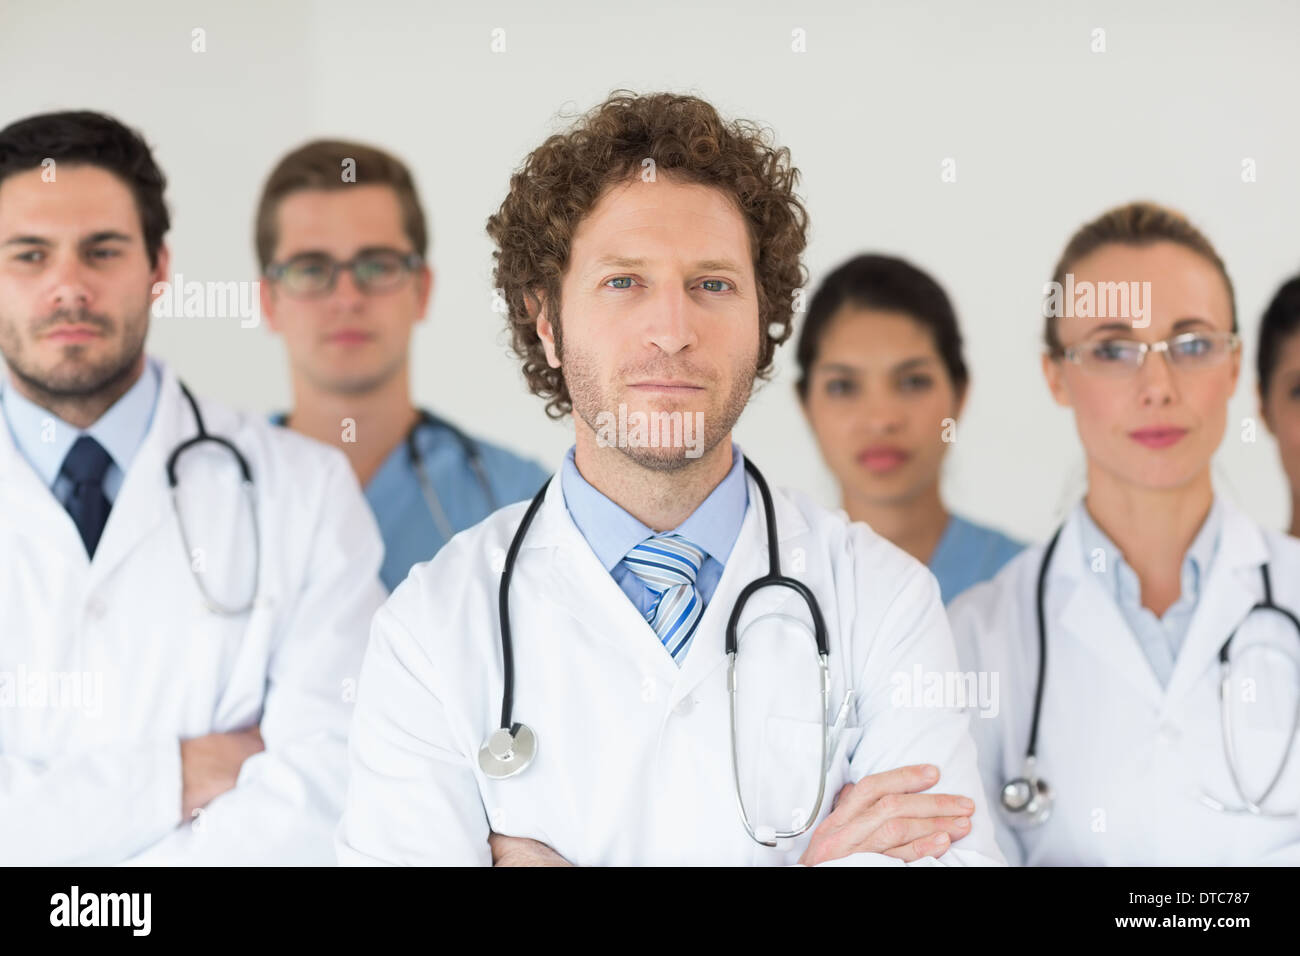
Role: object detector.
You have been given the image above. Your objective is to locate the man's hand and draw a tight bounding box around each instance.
[488,832,574,867]
[797,764,975,866]
[180,726,265,820]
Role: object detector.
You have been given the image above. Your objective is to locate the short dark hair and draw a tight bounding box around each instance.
[255,139,428,271]
[796,253,969,401]
[0,110,169,269]
[1258,273,1300,398]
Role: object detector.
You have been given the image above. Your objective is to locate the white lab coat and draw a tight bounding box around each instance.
[0,360,386,865]
[948,495,1300,865]
[338,468,1006,866]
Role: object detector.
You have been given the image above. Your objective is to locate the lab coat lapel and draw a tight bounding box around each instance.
[528,467,809,700]
[1161,498,1269,712]
[0,392,86,561]
[531,476,682,683]
[1053,508,1165,706]
[83,363,180,589]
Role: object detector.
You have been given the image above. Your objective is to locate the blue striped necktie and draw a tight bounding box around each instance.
[621,533,707,664]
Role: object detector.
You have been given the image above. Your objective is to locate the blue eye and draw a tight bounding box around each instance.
[1093,340,1136,362]
[699,278,732,293]
[826,378,856,397]
[605,276,635,290]
[899,373,933,392]
[1173,335,1212,357]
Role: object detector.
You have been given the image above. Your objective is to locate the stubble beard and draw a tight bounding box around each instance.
[556,319,759,473]
[0,304,147,411]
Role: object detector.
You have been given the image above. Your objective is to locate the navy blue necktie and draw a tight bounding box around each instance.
[59,435,113,557]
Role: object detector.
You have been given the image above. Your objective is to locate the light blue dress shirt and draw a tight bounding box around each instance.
[928,513,1024,605]
[2,358,161,505]
[270,411,548,592]
[1075,498,1223,688]
[559,443,749,617]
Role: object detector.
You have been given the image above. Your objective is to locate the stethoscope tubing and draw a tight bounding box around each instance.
[1013,519,1300,823]
[406,409,497,542]
[168,382,261,616]
[485,455,837,846]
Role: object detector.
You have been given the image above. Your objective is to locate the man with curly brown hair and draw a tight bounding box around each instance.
[339,91,1004,867]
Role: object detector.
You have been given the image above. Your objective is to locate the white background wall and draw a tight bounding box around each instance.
[3,0,1298,542]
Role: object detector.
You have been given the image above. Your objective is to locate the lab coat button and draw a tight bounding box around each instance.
[674,697,694,717]
[1158,722,1180,743]
[85,598,106,621]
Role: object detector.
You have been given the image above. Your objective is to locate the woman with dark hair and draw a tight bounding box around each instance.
[796,253,1021,604]
[1257,274,1300,537]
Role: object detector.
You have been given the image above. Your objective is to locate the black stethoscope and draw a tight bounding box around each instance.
[169,382,259,615]
[173,397,498,614]
[405,409,497,541]
[274,407,497,541]
[477,456,840,848]
[1002,522,1300,826]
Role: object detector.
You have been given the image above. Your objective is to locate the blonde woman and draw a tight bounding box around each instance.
[949,202,1300,865]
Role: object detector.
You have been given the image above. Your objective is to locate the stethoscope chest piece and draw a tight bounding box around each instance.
[478,724,537,779]
[1001,762,1053,827]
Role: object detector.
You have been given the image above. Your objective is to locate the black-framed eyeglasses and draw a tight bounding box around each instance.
[265,248,423,297]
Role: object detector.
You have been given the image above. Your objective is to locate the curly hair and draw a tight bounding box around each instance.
[486,90,809,418]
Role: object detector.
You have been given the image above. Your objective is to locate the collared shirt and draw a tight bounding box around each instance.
[559,442,749,616]
[928,513,1024,605]
[1075,498,1224,688]
[270,411,549,591]
[1,358,161,505]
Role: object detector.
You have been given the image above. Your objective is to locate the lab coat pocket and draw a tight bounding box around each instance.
[1219,726,1299,814]
[753,716,857,839]
[1183,703,1298,820]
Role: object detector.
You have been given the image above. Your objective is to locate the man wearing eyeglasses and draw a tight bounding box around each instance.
[257,141,548,591]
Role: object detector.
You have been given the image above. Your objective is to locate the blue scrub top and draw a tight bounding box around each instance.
[270,412,549,591]
[928,512,1024,605]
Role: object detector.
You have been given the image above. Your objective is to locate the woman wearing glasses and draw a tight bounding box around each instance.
[797,254,1022,604]
[948,201,1300,865]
